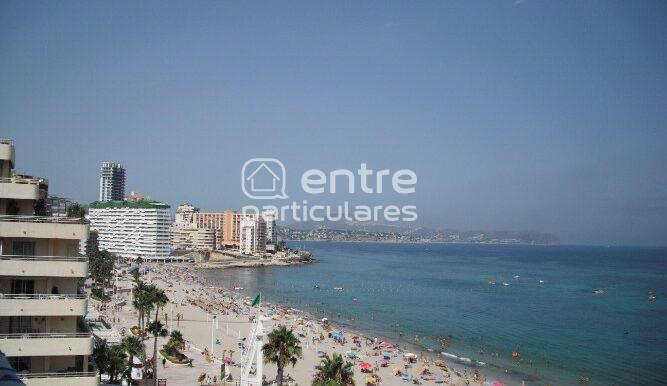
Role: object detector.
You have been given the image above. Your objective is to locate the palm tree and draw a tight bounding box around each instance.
[152,288,169,325]
[167,330,185,352]
[132,281,154,375]
[147,320,168,385]
[313,353,355,386]
[108,344,128,384]
[262,325,303,386]
[121,335,144,382]
[93,337,110,382]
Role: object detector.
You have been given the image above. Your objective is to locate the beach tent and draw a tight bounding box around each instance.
[382,352,391,359]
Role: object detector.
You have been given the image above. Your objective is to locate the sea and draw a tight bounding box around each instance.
[196,242,667,386]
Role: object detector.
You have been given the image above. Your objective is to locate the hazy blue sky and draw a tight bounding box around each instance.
[1,1,666,245]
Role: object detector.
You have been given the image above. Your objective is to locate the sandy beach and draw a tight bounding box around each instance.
[93,263,502,386]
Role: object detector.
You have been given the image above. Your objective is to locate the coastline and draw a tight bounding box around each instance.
[91,262,512,385]
[158,262,518,386]
[194,253,316,270]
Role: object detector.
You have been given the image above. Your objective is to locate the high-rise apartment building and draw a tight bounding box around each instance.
[98,162,125,201]
[239,215,266,255]
[89,200,171,260]
[193,212,225,249]
[174,203,198,229]
[262,209,277,246]
[222,210,243,247]
[0,139,97,385]
[46,195,76,217]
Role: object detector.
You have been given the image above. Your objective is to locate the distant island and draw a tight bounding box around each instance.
[279,221,559,245]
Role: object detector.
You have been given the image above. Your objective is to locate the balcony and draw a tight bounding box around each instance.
[19,371,99,386]
[0,255,88,277]
[0,332,93,357]
[0,176,48,200]
[0,215,88,240]
[0,293,87,316]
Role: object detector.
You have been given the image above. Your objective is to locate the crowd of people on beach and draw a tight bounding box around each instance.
[92,262,507,386]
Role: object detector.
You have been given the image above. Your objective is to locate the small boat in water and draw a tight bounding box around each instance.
[539,279,545,284]
[513,275,520,279]
[502,281,510,287]
[594,289,605,295]
[334,287,343,291]
[313,285,320,290]
[487,280,496,286]
[648,292,656,301]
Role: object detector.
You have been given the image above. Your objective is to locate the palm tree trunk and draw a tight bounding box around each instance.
[153,306,160,386]
[128,354,134,383]
[276,365,284,386]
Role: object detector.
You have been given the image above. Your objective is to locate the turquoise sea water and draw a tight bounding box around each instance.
[197,242,667,385]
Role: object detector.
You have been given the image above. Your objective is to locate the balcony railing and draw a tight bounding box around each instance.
[0,215,87,224]
[0,332,92,339]
[0,176,48,185]
[0,293,86,299]
[0,139,13,145]
[18,371,98,379]
[0,254,87,262]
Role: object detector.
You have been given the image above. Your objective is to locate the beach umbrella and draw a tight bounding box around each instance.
[382,352,391,359]
[359,362,372,369]
[404,353,416,359]
[492,382,503,386]
[379,359,388,366]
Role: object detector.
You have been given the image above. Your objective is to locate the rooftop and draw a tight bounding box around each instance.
[89,200,170,209]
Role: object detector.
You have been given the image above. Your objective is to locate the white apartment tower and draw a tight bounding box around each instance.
[0,139,97,385]
[89,200,171,260]
[262,209,277,246]
[174,203,198,229]
[239,215,266,255]
[98,162,125,201]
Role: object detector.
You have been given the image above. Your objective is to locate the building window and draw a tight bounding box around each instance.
[11,241,35,256]
[10,279,34,294]
[8,356,31,372]
[9,316,33,334]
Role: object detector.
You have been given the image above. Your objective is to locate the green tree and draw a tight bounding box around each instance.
[67,203,86,218]
[89,249,115,287]
[132,281,158,375]
[107,344,128,383]
[93,337,110,382]
[121,335,144,382]
[313,353,355,386]
[166,330,185,353]
[147,320,169,385]
[262,325,303,386]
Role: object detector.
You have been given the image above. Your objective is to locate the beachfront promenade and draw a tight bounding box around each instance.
[92,264,490,386]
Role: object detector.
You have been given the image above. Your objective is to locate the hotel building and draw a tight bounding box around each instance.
[0,139,97,385]
[98,162,125,202]
[88,200,171,260]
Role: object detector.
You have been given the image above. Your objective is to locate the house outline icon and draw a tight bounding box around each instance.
[241,158,288,199]
[246,162,281,192]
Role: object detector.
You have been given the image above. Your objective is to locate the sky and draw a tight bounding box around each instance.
[1,1,666,246]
